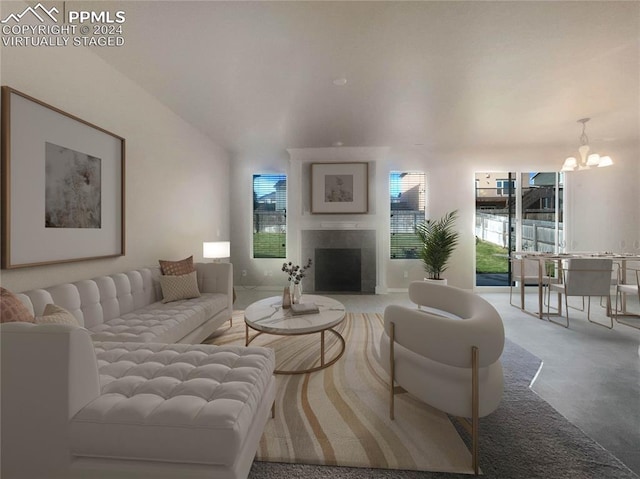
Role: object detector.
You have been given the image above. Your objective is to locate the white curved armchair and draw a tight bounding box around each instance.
[379,281,505,475]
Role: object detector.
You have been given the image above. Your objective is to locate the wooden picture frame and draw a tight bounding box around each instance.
[1,86,125,269]
[310,162,369,214]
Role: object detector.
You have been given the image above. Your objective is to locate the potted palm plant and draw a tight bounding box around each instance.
[415,210,460,282]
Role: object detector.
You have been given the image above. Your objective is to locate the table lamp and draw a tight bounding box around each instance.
[203,241,230,262]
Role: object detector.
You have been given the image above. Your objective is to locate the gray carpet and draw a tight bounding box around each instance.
[248,339,639,478]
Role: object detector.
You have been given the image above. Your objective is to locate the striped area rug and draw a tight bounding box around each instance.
[206,312,473,474]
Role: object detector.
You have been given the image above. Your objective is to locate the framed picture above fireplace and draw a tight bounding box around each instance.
[311,162,368,214]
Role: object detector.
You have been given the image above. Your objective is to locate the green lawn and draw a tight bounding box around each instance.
[254,233,509,275]
[390,233,421,259]
[253,233,286,258]
[476,239,509,274]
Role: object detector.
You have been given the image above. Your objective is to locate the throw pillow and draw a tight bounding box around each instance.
[160,271,201,303]
[0,287,35,323]
[159,255,196,276]
[35,304,80,326]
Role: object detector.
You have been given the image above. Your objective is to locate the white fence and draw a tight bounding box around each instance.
[390,211,422,233]
[475,212,562,253]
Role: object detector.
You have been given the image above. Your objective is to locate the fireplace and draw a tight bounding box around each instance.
[315,249,361,292]
[301,230,376,294]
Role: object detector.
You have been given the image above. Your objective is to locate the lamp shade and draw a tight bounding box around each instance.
[597,156,613,167]
[203,241,230,259]
[561,157,577,172]
[586,153,601,167]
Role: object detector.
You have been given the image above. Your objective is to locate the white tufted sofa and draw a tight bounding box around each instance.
[1,322,276,479]
[2,262,277,479]
[15,262,233,344]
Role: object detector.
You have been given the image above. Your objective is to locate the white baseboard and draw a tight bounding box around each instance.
[386,288,409,293]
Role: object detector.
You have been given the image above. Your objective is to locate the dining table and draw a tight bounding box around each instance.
[512,251,640,319]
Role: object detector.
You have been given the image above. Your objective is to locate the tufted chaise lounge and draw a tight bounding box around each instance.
[1,322,276,479]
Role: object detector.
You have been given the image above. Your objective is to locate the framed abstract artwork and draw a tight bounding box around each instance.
[310,162,369,214]
[1,86,125,269]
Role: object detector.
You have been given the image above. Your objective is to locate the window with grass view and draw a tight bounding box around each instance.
[253,174,286,258]
[390,172,425,259]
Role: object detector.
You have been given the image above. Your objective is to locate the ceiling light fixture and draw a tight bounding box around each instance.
[561,118,613,172]
[332,78,347,86]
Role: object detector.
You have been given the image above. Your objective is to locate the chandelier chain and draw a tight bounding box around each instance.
[579,123,589,146]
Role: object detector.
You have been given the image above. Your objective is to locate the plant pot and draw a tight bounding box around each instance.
[423,278,447,286]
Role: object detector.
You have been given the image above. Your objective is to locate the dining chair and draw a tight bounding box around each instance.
[509,256,556,318]
[599,263,620,311]
[614,267,640,330]
[546,258,614,328]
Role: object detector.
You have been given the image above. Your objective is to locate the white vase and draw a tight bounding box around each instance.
[291,282,302,304]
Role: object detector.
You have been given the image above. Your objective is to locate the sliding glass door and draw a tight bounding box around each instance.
[519,172,563,253]
[475,172,563,287]
[475,172,515,286]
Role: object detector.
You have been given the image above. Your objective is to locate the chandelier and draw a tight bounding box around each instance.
[561,118,613,171]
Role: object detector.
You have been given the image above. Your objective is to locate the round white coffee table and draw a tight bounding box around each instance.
[244,294,346,375]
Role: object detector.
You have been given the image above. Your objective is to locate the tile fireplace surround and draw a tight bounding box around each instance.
[301,230,376,294]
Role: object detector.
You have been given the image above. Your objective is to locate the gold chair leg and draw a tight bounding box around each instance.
[615,316,640,329]
[614,292,640,329]
[548,293,569,328]
[471,346,479,475]
[390,335,483,474]
[452,347,481,475]
[568,296,585,312]
[587,296,614,328]
[388,322,408,420]
[390,322,395,420]
[610,294,625,314]
[509,282,526,311]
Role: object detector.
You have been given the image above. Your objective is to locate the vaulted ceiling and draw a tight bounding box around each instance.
[92,1,640,156]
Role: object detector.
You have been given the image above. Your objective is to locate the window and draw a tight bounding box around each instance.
[496,179,515,196]
[253,174,286,258]
[390,171,425,259]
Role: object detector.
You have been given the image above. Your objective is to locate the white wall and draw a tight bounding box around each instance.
[230,143,639,292]
[230,148,290,288]
[563,144,640,254]
[0,38,230,292]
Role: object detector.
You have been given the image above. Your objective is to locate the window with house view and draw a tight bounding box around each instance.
[253,174,286,258]
[390,172,426,259]
[496,179,515,196]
